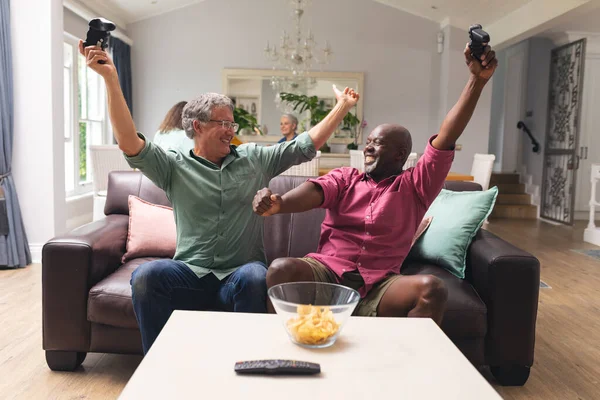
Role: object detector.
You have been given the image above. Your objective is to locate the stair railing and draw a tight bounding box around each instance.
[517,121,540,153]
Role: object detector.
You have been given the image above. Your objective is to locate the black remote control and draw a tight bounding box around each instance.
[468,24,490,63]
[234,359,321,375]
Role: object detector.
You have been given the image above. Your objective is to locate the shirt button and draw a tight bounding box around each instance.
[342,269,346,272]
[366,232,370,236]
[358,262,362,266]
[362,246,366,250]
[366,215,370,219]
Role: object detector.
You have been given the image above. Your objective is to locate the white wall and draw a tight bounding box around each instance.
[438,26,493,174]
[128,0,493,168]
[488,48,507,172]
[522,37,553,187]
[488,39,530,174]
[63,7,94,229]
[12,0,65,263]
[64,7,88,38]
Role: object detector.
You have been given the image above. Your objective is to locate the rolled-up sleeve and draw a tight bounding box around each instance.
[252,131,317,178]
[307,168,349,209]
[124,132,176,192]
[411,135,455,208]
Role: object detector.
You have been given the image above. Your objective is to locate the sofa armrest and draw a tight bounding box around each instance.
[466,229,540,369]
[42,215,129,351]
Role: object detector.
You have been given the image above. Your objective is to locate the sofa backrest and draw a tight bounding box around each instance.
[104,171,482,263]
[263,176,326,263]
[105,171,170,215]
[104,171,325,263]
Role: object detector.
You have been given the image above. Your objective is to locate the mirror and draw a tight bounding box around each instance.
[222,69,364,145]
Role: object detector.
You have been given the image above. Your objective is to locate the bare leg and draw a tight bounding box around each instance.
[376,275,448,325]
[266,258,315,313]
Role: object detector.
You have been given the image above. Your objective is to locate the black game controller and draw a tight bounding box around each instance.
[468,24,490,63]
[83,18,116,64]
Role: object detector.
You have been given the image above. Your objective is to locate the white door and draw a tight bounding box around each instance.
[576,55,600,212]
[501,44,528,173]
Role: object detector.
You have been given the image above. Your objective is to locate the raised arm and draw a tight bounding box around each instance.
[253,182,324,216]
[308,86,359,150]
[432,43,497,150]
[79,40,144,156]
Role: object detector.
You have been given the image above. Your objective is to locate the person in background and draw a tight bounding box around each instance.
[278,114,298,143]
[152,101,194,153]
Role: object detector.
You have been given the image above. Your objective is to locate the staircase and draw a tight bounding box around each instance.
[490,173,537,219]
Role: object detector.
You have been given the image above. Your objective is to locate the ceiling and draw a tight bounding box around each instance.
[374,0,535,28]
[543,5,600,34]
[79,0,205,25]
[75,0,600,48]
[79,0,536,27]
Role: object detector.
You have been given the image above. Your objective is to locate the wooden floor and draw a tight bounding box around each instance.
[1,219,599,399]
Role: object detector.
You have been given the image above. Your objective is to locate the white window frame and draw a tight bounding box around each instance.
[64,33,112,198]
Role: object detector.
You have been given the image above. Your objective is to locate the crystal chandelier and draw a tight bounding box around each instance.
[264,0,333,95]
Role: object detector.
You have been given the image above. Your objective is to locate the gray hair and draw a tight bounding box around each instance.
[182,93,234,139]
[281,113,298,128]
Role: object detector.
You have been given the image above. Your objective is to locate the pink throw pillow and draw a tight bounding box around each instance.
[122,195,177,263]
[411,216,433,248]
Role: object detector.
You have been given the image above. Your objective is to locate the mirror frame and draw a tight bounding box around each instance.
[222,68,364,145]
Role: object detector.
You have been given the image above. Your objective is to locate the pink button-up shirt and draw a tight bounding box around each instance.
[306,136,454,297]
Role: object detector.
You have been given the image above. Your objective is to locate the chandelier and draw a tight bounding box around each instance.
[264,0,333,95]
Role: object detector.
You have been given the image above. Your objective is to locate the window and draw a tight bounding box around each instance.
[63,34,111,197]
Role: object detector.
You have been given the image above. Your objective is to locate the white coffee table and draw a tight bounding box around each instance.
[119,311,501,399]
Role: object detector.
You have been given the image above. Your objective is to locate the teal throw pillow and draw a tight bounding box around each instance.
[406,187,498,279]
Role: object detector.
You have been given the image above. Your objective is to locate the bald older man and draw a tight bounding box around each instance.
[252,43,497,324]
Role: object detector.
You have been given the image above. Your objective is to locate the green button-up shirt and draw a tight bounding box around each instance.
[125,132,316,279]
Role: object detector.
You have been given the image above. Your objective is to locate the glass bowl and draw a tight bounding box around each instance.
[268,282,360,348]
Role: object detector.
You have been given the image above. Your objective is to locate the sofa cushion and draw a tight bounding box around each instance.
[122,195,177,263]
[407,187,498,279]
[88,257,159,329]
[401,263,487,338]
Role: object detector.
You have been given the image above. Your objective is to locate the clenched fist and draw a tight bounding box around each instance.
[79,40,117,80]
[253,188,282,217]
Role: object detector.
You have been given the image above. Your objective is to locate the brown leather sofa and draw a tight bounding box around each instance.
[42,171,540,385]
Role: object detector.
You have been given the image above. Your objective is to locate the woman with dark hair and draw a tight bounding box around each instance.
[153,101,194,153]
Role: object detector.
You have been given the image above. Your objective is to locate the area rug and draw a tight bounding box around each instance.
[571,248,600,261]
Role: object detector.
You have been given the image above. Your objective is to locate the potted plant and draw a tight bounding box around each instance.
[347,119,367,151]
[279,92,329,128]
[234,107,263,135]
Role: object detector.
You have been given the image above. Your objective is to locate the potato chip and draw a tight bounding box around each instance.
[286,304,340,345]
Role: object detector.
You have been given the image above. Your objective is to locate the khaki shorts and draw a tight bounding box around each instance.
[300,257,402,317]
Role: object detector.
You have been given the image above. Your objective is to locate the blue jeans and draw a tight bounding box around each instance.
[130,259,267,354]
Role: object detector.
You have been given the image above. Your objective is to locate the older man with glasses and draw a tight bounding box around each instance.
[79,40,359,354]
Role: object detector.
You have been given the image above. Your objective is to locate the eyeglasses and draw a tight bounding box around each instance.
[208,119,239,133]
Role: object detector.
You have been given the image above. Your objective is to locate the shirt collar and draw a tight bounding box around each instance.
[188,145,239,170]
[360,171,403,182]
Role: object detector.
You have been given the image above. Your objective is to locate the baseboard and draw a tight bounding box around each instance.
[29,243,43,264]
[539,218,564,226]
[574,211,600,221]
